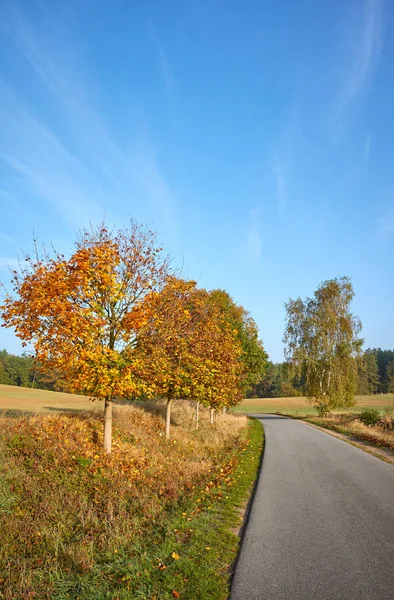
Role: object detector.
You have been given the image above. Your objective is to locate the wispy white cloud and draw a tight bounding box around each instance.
[247,209,262,261]
[0,80,105,227]
[335,0,383,112]
[132,137,173,219]
[0,1,176,230]
[2,2,128,189]
[148,25,176,108]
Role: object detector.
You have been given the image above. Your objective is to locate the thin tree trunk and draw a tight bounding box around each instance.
[165,398,172,440]
[222,406,226,416]
[196,401,199,430]
[210,407,214,425]
[104,397,112,454]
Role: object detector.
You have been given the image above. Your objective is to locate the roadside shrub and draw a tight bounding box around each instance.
[359,407,380,426]
[380,409,394,430]
[338,413,358,425]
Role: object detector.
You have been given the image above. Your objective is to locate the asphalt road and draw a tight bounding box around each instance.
[230,415,394,600]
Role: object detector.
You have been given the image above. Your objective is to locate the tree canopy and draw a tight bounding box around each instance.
[1,222,170,452]
[283,276,363,415]
[1,223,258,450]
[208,290,268,395]
[133,278,245,437]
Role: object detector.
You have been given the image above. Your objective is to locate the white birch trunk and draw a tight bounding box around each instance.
[165,398,172,440]
[103,397,112,454]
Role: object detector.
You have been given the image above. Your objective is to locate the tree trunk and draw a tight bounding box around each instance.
[104,397,112,454]
[195,401,199,430]
[222,406,226,416]
[210,407,214,425]
[165,398,172,440]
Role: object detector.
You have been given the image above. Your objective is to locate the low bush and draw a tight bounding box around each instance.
[359,407,381,426]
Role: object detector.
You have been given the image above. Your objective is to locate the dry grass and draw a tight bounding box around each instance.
[309,413,394,450]
[234,394,394,415]
[0,400,247,599]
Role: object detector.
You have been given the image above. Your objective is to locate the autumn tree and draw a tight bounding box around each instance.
[283,277,363,415]
[133,277,199,439]
[188,290,245,427]
[208,290,268,395]
[0,222,169,453]
[134,279,245,437]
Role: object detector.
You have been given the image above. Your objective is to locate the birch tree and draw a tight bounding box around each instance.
[283,277,362,415]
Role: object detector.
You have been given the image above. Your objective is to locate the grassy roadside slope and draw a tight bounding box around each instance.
[0,400,264,600]
[301,414,394,452]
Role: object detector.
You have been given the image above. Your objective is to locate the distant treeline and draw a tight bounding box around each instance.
[0,349,68,392]
[2,347,394,398]
[249,348,394,398]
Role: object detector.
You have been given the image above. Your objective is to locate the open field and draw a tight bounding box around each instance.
[233,394,394,415]
[2,385,394,417]
[0,384,100,415]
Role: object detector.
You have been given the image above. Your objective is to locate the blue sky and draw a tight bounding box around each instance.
[1,0,393,362]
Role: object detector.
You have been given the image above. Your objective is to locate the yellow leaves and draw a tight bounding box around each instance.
[171,552,180,560]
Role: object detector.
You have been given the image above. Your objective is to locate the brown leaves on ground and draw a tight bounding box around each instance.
[0,401,247,599]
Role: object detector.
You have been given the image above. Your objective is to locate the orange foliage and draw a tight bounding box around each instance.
[135,277,245,409]
[0,222,169,402]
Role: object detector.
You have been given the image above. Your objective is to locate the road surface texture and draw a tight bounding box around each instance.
[230,415,394,600]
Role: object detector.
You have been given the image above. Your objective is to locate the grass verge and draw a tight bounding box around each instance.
[0,404,264,599]
[301,414,394,451]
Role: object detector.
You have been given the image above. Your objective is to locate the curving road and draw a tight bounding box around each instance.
[230,415,394,600]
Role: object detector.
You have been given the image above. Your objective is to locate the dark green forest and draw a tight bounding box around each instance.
[249,348,394,398]
[1,347,394,397]
[0,350,68,391]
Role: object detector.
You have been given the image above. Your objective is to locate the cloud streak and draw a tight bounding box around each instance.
[0,1,176,230]
[148,25,176,108]
[336,0,383,112]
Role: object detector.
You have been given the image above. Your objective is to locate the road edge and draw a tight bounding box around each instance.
[301,419,394,466]
[228,415,266,596]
